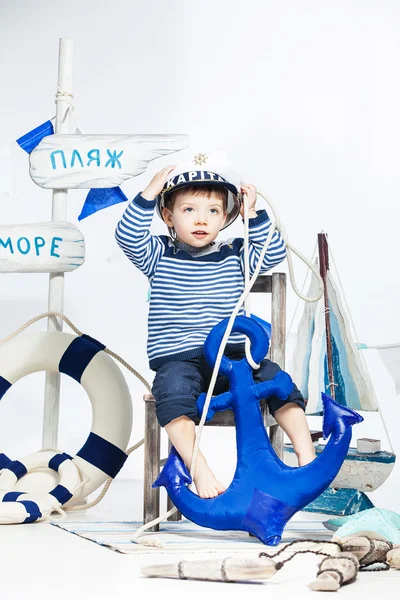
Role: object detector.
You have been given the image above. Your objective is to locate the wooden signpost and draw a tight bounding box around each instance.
[4,37,188,448]
[30,133,188,189]
[0,222,84,273]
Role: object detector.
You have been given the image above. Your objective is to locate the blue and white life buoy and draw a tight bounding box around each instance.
[0,449,11,471]
[0,449,82,523]
[0,331,133,523]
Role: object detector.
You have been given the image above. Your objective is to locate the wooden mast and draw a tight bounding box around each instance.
[318,232,336,399]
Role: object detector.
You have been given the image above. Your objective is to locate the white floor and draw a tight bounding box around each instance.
[1,479,400,600]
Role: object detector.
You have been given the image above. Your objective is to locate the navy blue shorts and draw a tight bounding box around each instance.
[151,346,305,427]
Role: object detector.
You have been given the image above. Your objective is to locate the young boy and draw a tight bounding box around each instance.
[115,154,315,499]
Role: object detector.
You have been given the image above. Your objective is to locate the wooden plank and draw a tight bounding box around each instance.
[143,394,161,530]
[196,410,235,427]
[30,134,189,189]
[0,221,84,273]
[303,487,374,515]
[197,405,275,428]
[251,275,272,294]
[268,272,286,459]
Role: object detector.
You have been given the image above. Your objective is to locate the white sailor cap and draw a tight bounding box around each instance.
[156,150,243,229]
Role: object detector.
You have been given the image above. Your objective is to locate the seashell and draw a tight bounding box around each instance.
[141,555,279,582]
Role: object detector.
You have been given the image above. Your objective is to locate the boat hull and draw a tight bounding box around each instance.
[284,445,396,492]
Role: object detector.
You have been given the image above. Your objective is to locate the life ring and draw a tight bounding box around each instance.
[0,449,82,523]
[0,331,133,515]
[0,450,11,471]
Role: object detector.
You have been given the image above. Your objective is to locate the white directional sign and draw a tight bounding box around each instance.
[29,133,189,189]
[0,222,85,273]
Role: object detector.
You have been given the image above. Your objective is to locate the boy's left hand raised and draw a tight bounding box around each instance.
[240,184,257,218]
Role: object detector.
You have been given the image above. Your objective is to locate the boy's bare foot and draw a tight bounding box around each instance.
[193,463,226,499]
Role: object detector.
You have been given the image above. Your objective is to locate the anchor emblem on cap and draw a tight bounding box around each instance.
[193,153,208,166]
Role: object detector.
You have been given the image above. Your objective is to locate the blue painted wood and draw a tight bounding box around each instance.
[303,488,374,516]
[285,444,395,464]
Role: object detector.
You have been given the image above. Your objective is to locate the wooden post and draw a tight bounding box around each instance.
[269,272,286,459]
[42,38,73,448]
[143,394,161,530]
[318,233,336,399]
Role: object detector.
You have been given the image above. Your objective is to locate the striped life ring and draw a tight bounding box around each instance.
[0,331,132,521]
[0,450,11,471]
[0,450,82,523]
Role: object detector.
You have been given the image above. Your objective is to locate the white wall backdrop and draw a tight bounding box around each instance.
[1,0,399,509]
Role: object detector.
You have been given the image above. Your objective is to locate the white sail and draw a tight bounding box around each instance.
[307,296,326,414]
[292,267,319,407]
[292,260,378,414]
[376,344,400,395]
[356,341,400,394]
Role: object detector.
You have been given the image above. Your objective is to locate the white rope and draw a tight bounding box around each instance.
[286,241,318,342]
[46,506,67,521]
[54,88,83,135]
[55,88,74,125]
[0,311,152,393]
[243,192,259,369]
[132,189,324,542]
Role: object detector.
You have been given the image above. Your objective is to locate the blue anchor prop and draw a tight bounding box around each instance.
[154,316,363,546]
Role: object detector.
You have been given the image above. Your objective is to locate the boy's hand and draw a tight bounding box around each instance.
[141,165,176,201]
[240,184,257,218]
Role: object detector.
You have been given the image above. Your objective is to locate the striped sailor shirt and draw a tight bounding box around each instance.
[115,193,286,370]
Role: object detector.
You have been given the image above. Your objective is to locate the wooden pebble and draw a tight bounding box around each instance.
[334,536,393,566]
[387,548,400,570]
[309,552,359,592]
[141,555,279,582]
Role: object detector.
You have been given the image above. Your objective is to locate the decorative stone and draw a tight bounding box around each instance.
[356,438,381,454]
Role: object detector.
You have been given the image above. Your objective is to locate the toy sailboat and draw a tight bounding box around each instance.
[284,233,397,515]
